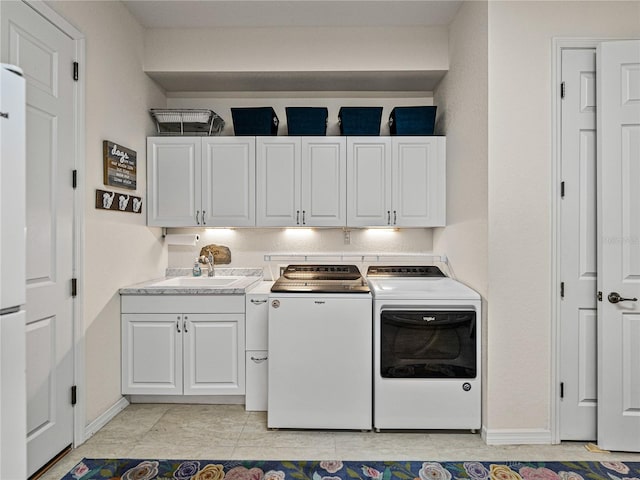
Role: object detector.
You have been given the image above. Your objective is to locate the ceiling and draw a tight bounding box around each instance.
[124,0,459,92]
[122,1,462,29]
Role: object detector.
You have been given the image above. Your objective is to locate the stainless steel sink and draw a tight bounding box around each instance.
[149,276,243,288]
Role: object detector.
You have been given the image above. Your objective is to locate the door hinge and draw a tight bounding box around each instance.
[72,170,77,189]
[73,61,79,81]
[71,385,77,406]
[561,81,566,99]
[560,382,564,399]
[560,282,565,298]
[71,278,77,297]
[597,291,603,302]
[560,181,565,198]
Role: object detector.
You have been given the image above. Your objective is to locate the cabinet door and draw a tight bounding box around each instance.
[202,137,256,227]
[245,351,268,411]
[301,137,346,226]
[122,314,183,395]
[182,314,245,395]
[256,137,301,226]
[392,137,446,227]
[346,137,392,227]
[147,137,201,227]
[246,294,268,351]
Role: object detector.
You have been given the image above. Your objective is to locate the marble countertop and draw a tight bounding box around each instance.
[119,267,264,295]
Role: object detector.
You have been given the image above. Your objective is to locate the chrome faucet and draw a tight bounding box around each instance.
[206,252,215,276]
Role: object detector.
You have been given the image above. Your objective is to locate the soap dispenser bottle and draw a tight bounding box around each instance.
[192,258,202,277]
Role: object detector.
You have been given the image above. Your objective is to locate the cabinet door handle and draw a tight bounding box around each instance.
[251,356,268,363]
[387,210,391,225]
[195,210,200,225]
[250,299,267,304]
[176,318,181,333]
[183,319,188,333]
[296,210,300,225]
[302,210,306,225]
[393,210,397,225]
[202,211,206,225]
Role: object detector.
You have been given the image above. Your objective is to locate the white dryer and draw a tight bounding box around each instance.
[367,266,481,431]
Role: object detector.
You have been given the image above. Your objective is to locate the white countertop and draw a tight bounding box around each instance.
[119,267,263,295]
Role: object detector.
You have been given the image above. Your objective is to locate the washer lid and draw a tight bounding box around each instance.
[367,277,481,300]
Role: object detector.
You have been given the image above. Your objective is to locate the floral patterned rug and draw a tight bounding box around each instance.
[61,459,640,480]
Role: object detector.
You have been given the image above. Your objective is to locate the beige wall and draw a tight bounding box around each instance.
[487,0,640,434]
[48,1,167,424]
[433,0,489,426]
[167,228,436,279]
[145,26,448,73]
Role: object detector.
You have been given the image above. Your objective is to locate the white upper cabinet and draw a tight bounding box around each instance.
[148,135,443,228]
[301,137,347,226]
[202,138,256,227]
[147,137,255,227]
[257,137,346,227]
[147,137,202,227]
[392,137,446,227]
[347,137,392,227]
[347,136,446,227]
[256,137,301,226]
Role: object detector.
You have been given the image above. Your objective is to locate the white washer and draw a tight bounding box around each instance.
[367,266,481,431]
[268,265,372,430]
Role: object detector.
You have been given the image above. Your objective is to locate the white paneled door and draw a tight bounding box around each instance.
[559,49,598,441]
[597,39,640,452]
[1,1,76,474]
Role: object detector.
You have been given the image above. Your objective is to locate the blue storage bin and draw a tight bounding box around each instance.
[286,107,328,135]
[338,107,383,136]
[231,107,279,136]
[389,106,437,135]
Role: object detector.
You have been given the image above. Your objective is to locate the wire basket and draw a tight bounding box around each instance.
[150,109,225,136]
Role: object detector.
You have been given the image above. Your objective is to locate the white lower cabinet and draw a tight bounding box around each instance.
[121,295,245,396]
[245,287,270,411]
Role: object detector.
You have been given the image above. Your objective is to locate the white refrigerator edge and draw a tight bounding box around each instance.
[0,62,28,480]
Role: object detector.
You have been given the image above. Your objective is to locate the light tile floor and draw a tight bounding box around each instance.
[40,404,640,480]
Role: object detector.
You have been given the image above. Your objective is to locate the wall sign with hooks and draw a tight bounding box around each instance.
[95,189,142,214]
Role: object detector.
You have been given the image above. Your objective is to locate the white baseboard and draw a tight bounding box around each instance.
[128,395,245,404]
[84,396,129,441]
[482,426,553,445]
